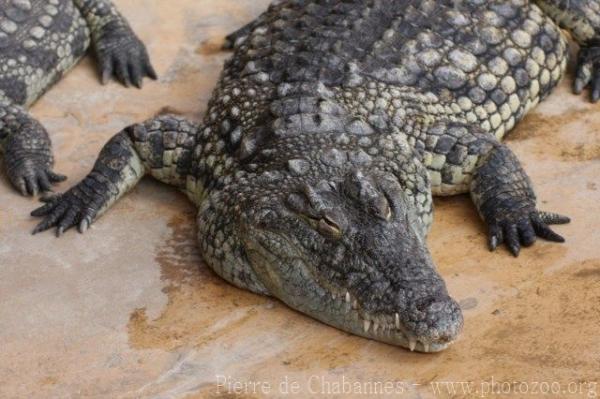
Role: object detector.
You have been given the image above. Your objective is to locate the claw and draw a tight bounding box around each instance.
[532,213,567,243]
[115,57,131,87]
[489,235,498,251]
[538,212,570,225]
[593,78,600,103]
[40,192,60,203]
[23,175,38,196]
[31,202,55,217]
[488,224,502,251]
[518,220,537,247]
[574,78,586,94]
[508,243,520,257]
[38,173,52,192]
[47,171,67,183]
[32,215,56,235]
[144,60,158,80]
[533,224,565,243]
[57,209,78,236]
[505,224,520,257]
[79,218,90,233]
[100,55,113,85]
[17,179,28,196]
[129,62,143,88]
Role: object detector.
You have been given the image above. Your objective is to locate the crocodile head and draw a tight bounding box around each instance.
[242,169,463,352]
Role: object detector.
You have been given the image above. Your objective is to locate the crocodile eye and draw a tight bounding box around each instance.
[318,215,342,239]
[370,198,392,221]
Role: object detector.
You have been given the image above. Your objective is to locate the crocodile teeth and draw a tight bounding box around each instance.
[409,338,417,352]
[363,319,371,333]
[373,321,380,333]
[395,313,400,329]
[423,343,430,352]
[352,299,357,309]
[332,293,336,300]
[345,292,351,303]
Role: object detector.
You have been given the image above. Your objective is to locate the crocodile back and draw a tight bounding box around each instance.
[216,0,568,142]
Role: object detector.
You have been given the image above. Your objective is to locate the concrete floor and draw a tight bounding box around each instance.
[1,1,599,398]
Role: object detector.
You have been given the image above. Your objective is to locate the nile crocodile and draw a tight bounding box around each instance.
[32,0,591,352]
[0,0,155,196]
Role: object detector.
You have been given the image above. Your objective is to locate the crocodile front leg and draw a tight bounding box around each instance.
[420,118,570,256]
[31,114,197,235]
[470,143,570,256]
[0,103,66,196]
[73,0,156,87]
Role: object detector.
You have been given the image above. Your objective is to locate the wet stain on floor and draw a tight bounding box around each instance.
[128,212,268,352]
[198,38,227,56]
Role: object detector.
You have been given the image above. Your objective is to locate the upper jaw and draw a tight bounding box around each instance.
[326,288,458,353]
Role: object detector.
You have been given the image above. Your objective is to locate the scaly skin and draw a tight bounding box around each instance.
[0,0,156,196]
[33,0,589,352]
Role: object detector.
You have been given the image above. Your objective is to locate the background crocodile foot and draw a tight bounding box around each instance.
[574,40,600,102]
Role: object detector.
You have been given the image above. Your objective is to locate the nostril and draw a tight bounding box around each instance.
[415,296,446,313]
[415,295,456,313]
[428,300,445,313]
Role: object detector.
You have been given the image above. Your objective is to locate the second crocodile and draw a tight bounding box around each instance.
[0,0,155,196]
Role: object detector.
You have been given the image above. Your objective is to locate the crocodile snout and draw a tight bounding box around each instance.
[400,295,463,352]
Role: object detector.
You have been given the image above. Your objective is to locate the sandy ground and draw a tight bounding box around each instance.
[0,1,599,398]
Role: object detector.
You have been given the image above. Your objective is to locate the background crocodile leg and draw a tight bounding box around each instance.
[30,114,197,236]
[72,0,156,87]
[0,102,66,196]
[535,0,600,100]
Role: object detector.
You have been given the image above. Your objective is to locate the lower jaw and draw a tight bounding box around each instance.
[312,308,455,353]
[363,331,454,353]
[336,318,454,353]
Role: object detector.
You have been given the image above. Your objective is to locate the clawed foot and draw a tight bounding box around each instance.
[97,30,157,88]
[574,41,600,102]
[487,210,570,257]
[31,179,103,236]
[7,158,66,197]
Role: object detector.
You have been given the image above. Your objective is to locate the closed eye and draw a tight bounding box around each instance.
[318,215,342,239]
